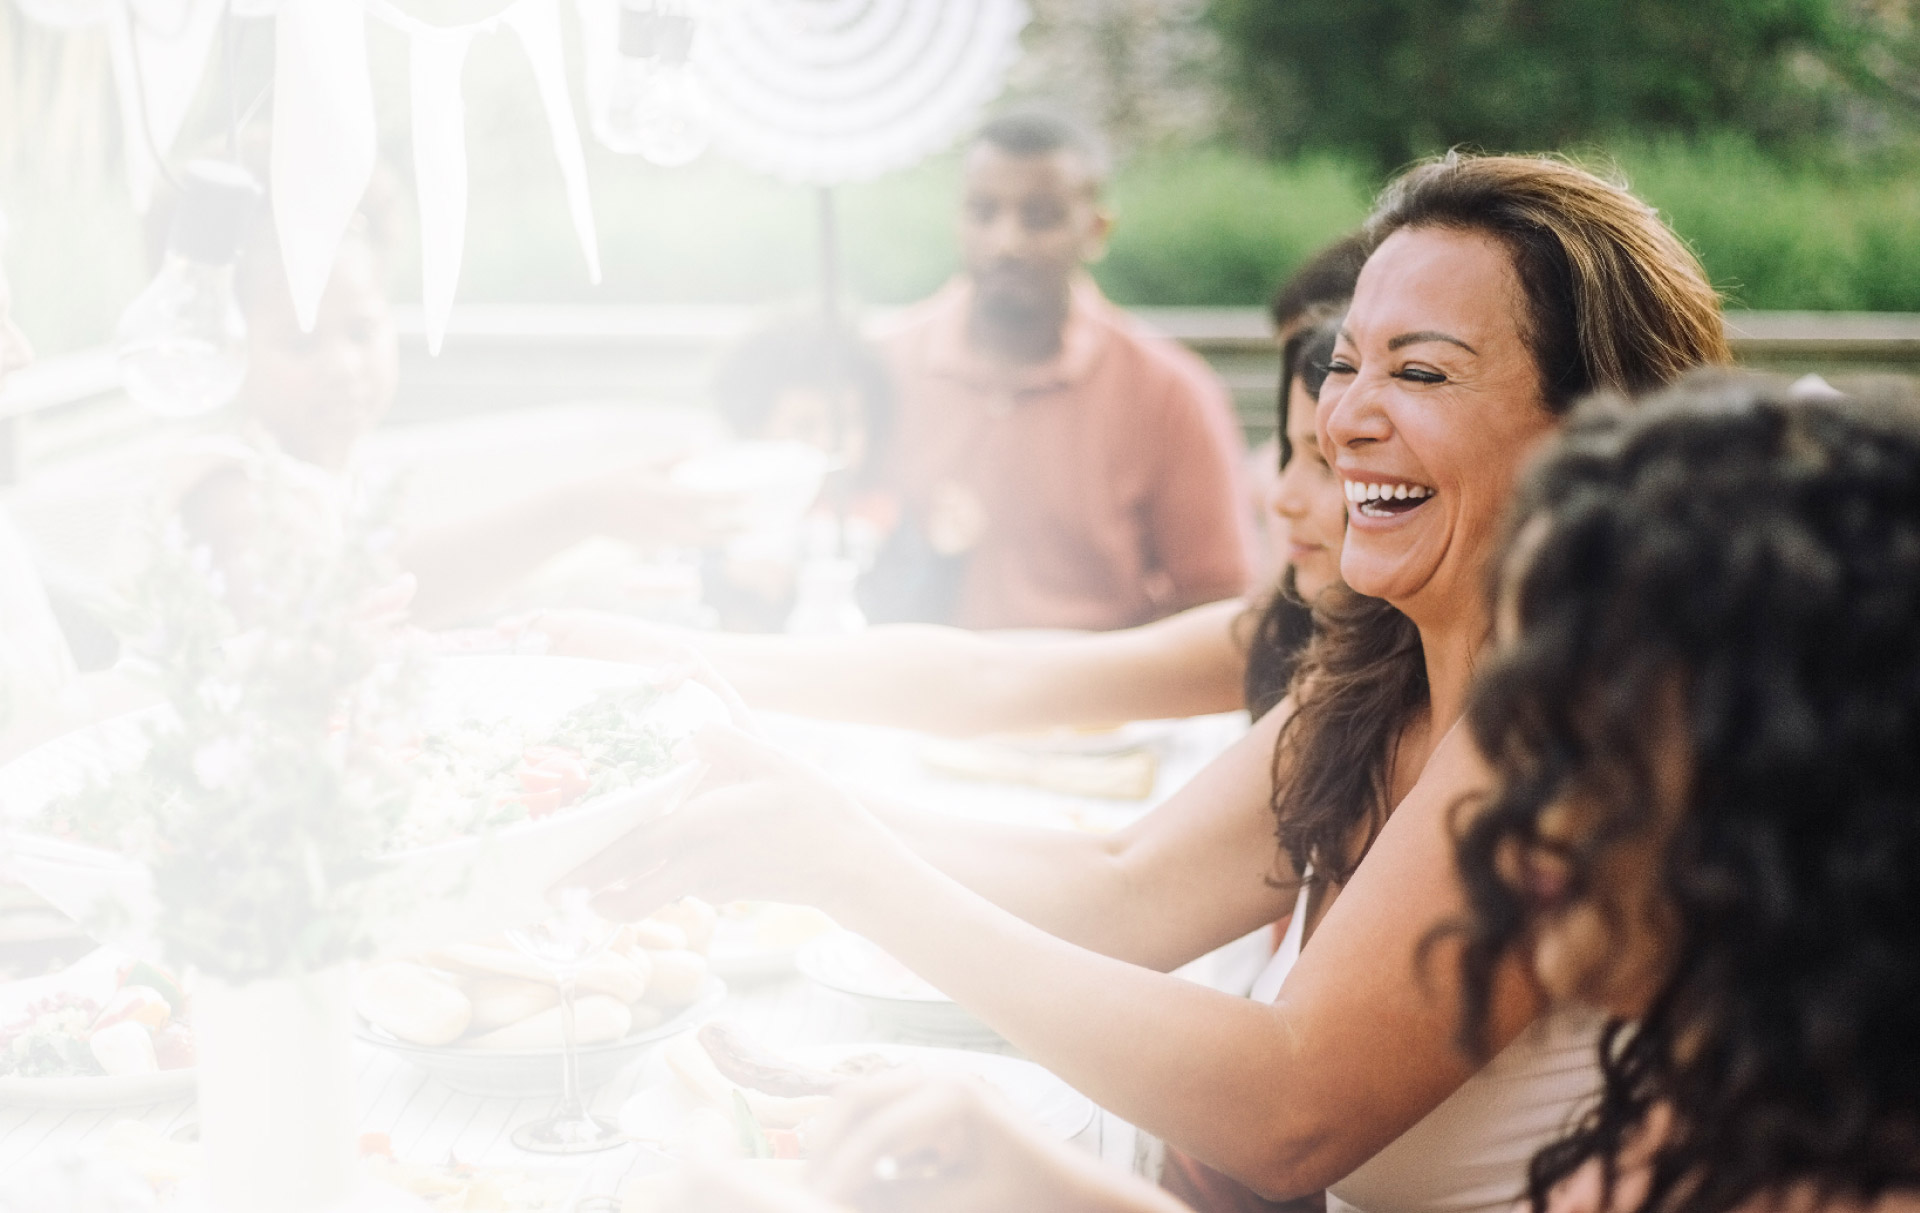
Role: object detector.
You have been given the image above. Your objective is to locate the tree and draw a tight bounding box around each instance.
[1207,0,1881,171]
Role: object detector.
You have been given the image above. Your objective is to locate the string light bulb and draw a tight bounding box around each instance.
[114,160,261,419]
[598,0,712,167]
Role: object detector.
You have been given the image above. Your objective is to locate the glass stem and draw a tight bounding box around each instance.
[556,972,585,1121]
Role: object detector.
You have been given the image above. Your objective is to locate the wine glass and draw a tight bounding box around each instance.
[504,888,625,1153]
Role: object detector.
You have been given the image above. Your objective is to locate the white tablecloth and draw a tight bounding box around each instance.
[0,711,1252,1200]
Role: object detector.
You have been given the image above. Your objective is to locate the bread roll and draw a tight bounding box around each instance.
[577,951,651,1003]
[643,949,709,1008]
[356,964,471,1046]
[627,920,687,952]
[423,944,549,985]
[466,995,630,1050]
[649,899,717,954]
[627,1003,667,1034]
[462,978,558,1034]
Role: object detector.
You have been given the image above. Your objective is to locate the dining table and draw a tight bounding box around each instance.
[0,706,1254,1208]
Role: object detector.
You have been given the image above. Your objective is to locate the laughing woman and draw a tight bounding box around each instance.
[1451,376,1920,1213]
[573,154,1729,1213]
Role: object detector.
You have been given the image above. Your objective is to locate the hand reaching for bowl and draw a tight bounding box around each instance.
[562,723,898,923]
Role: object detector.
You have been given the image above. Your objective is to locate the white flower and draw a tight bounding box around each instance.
[191,737,249,792]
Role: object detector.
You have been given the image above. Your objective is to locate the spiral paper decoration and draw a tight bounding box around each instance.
[695,0,1030,186]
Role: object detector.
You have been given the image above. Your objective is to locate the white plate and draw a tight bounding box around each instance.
[619,1041,1094,1154]
[707,905,836,985]
[0,656,729,960]
[357,977,727,1099]
[0,1066,195,1108]
[795,931,999,1047]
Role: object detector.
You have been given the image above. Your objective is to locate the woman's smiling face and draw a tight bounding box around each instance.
[1272,374,1347,602]
[1317,226,1560,615]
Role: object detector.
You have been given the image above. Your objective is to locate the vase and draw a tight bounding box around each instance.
[193,966,360,1213]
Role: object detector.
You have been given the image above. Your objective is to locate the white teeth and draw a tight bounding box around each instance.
[1344,480,1435,507]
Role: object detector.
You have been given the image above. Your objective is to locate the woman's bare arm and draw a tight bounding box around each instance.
[531,597,1250,737]
[842,723,1545,1197]
[579,720,1543,1200]
[862,704,1299,970]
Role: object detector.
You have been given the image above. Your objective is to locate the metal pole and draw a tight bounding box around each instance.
[817,185,840,320]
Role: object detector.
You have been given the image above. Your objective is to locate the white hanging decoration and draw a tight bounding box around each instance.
[104,0,227,211]
[365,0,600,353]
[271,0,379,334]
[10,0,110,26]
[408,27,474,357]
[696,0,1031,186]
[501,0,603,285]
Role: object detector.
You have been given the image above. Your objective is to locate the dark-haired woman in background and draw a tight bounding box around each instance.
[568,153,1731,1213]
[1451,375,1920,1213]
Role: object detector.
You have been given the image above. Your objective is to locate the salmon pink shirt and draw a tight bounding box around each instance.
[875,277,1257,631]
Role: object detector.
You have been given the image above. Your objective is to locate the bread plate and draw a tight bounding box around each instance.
[357,976,726,1098]
[795,931,1000,1047]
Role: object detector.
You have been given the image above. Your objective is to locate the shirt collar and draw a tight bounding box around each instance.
[923,275,1112,394]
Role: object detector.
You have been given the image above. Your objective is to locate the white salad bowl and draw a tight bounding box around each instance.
[0,657,730,962]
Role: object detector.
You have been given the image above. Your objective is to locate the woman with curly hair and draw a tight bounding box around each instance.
[1452,374,1920,1213]
[570,153,1729,1213]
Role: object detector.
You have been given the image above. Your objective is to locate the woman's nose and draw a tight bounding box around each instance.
[1272,463,1310,521]
[1319,375,1390,451]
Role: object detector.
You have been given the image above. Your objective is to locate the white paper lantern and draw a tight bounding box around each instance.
[696,0,1030,186]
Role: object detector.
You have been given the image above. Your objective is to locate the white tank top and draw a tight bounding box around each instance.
[1247,879,1604,1213]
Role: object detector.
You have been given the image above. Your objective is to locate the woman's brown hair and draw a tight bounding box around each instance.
[1271,152,1730,887]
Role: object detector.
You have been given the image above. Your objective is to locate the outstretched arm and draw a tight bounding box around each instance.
[530,596,1251,737]
[576,721,1543,1200]
[861,703,1297,971]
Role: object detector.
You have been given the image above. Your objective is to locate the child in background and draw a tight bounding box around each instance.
[705,317,961,630]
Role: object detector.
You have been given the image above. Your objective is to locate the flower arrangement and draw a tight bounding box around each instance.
[39,463,425,982]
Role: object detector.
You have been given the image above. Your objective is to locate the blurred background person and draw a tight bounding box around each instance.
[874,109,1257,631]
[155,152,746,627]
[704,314,971,632]
[524,234,1363,736]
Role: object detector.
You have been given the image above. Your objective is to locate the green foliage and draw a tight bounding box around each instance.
[1206,0,1865,170]
[1096,150,1372,306]
[45,461,424,981]
[1615,137,1920,311]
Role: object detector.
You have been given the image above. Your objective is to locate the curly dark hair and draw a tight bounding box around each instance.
[1453,373,1920,1213]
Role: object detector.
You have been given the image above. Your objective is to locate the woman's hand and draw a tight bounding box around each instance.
[807,1071,1182,1213]
[563,723,902,922]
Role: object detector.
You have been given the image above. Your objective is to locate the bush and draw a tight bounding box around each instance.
[6,137,1917,358]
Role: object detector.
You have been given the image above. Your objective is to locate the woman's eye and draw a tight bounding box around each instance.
[1322,358,1357,377]
[1394,366,1447,385]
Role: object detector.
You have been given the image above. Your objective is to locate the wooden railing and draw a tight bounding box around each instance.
[5,305,1918,482]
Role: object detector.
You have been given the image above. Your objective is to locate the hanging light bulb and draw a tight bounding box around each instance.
[598,0,712,168]
[115,160,261,419]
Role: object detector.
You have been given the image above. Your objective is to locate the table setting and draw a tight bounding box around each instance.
[0,472,1246,1208]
